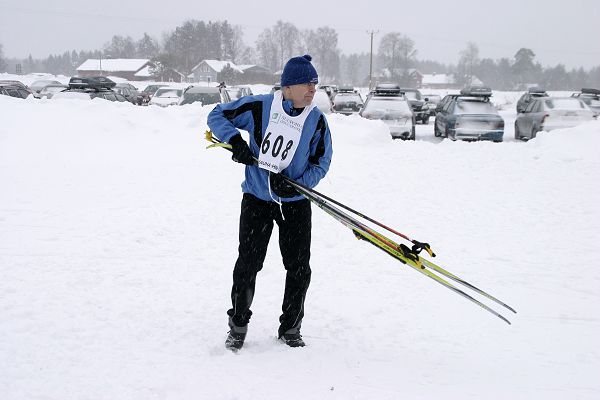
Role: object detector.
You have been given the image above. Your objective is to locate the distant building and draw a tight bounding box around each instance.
[237,65,273,84]
[421,73,483,89]
[375,68,423,88]
[76,59,154,81]
[190,60,244,84]
[189,60,273,85]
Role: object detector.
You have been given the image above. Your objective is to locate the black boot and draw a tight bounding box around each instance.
[225,330,246,351]
[279,329,305,348]
[225,319,248,352]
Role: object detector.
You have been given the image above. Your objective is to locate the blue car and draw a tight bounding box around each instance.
[434,86,504,142]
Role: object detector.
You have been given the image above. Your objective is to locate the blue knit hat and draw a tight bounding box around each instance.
[280,54,318,86]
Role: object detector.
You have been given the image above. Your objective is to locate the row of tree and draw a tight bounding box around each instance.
[1,20,599,90]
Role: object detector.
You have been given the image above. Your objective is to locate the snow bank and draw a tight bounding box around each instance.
[1,94,599,400]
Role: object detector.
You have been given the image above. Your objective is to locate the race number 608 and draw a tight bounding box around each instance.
[261,132,294,160]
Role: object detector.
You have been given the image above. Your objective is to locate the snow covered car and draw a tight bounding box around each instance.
[37,84,68,99]
[51,76,129,102]
[29,79,63,95]
[514,97,594,140]
[114,83,141,105]
[571,88,600,118]
[139,84,169,105]
[332,88,364,115]
[225,86,252,101]
[360,84,415,140]
[400,88,429,124]
[179,86,230,106]
[434,86,504,142]
[516,87,549,113]
[313,89,333,114]
[148,87,183,107]
[0,82,34,99]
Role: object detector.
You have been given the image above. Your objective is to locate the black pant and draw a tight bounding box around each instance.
[227,193,312,337]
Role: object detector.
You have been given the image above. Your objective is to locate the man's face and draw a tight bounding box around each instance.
[283,82,317,108]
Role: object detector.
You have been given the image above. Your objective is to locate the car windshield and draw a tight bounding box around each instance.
[181,92,221,105]
[579,97,600,107]
[155,88,182,98]
[403,91,421,100]
[333,94,363,105]
[363,98,412,116]
[42,86,66,94]
[544,98,586,110]
[227,89,242,100]
[455,100,497,114]
[143,85,165,94]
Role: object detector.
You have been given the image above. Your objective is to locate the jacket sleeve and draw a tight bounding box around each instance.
[295,114,333,189]
[207,94,268,144]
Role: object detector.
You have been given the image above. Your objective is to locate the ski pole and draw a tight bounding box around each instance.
[205,130,435,256]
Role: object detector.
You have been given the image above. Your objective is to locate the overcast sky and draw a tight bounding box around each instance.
[1,0,599,69]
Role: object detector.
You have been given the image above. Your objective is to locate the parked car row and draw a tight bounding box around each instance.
[3,77,597,142]
[0,76,239,108]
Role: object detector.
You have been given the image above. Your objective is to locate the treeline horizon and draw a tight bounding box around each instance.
[1,20,599,90]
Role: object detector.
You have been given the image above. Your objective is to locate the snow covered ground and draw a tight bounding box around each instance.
[1,78,599,400]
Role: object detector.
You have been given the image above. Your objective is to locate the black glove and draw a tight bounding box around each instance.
[229,134,254,165]
[269,173,299,198]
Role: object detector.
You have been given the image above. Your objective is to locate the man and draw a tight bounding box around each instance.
[207,54,333,351]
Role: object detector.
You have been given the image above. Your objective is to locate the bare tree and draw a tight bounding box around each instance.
[103,35,136,58]
[378,33,417,83]
[136,33,160,59]
[456,42,480,86]
[302,27,340,83]
[255,21,301,72]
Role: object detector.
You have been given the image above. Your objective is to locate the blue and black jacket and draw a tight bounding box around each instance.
[207,93,333,202]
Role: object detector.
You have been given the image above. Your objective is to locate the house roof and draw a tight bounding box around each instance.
[237,64,271,73]
[191,60,244,74]
[77,59,150,73]
[134,66,152,77]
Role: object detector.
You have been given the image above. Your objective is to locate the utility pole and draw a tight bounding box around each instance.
[367,30,378,91]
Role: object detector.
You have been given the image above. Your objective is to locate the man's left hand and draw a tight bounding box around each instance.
[270,173,299,198]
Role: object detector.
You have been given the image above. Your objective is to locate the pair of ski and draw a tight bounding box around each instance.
[205,131,516,324]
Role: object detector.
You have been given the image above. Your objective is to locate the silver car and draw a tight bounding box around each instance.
[514,97,594,140]
[148,87,183,107]
[360,85,415,140]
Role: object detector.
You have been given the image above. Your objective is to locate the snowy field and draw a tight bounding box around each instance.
[1,76,599,400]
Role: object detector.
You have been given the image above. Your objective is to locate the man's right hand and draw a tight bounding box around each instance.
[229,135,254,165]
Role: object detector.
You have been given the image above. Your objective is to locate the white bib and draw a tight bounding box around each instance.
[258,91,316,173]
